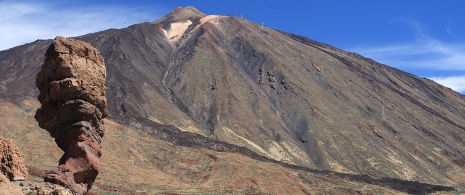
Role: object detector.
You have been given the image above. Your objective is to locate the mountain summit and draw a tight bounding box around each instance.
[153,6,206,24]
[0,6,464,194]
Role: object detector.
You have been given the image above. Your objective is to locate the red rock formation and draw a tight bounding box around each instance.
[0,137,28,182]
[35,36,107,194]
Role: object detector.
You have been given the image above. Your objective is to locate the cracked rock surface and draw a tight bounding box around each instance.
[35,36,107,194]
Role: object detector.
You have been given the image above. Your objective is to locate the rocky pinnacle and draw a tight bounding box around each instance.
[0,137,28,182]
[35,36,107,194]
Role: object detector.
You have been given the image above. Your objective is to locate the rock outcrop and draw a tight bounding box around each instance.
[14,180,73,195]
[0,137,28,182]
[0,173,22,195]
[35,36,107,194]
[0,136,27,195]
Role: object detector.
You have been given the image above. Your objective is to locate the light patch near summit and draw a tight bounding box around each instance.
[163,20,192,43]
[199,15,220,25]
[162,15,224,44]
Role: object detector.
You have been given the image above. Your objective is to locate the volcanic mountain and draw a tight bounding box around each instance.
[1,6,464,194]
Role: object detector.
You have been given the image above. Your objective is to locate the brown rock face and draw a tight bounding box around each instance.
[0,173,22,195]
[0,137,28,181]
[35,36,106,194]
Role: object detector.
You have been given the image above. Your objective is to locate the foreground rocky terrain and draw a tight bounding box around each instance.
[0,136,72,194]
[0,101,458,194]
[0,6,464,194]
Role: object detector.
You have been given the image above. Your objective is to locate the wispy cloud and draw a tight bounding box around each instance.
[348,18,465,93]
[0,1,165,51]
[350,19,465,71]
[430,76,465,93]
[446,20,464,38]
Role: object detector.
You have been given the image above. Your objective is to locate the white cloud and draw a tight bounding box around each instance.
[430,76,465,93]
[446,20,464,38]
[0,1,165,51]
[347,18,465,93]
[349,19,465,71]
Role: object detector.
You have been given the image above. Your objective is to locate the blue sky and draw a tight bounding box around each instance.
[1,0,464,93]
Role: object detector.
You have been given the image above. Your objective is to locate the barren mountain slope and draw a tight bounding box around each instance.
[0,6,464,191]
[1,100,434,194]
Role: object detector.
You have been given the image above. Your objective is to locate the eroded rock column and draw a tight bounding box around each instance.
[0,137,28,182]
[35,36,107,194]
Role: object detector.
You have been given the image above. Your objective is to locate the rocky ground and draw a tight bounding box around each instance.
[0,100,461,194]
[0,136,72,194]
